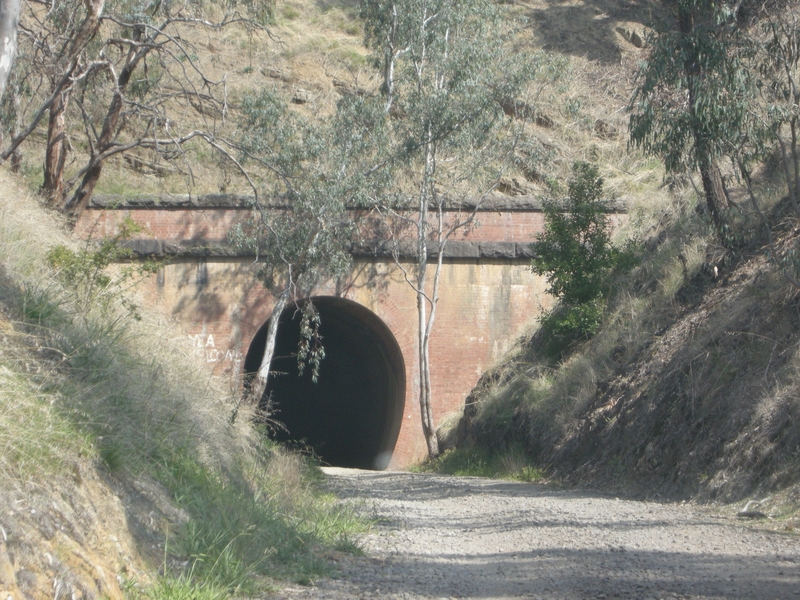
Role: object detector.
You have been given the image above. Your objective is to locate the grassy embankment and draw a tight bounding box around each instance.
[0,166,366,598]
[431,135,800,527]
[367,2,800,527]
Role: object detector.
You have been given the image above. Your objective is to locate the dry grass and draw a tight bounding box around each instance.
[10,0,663,202]
[3,0,676,585]
[0,343,93,482]
[0,170,87,482]
[459,145,800,509]
[0,190,251,478]
[0,166,366,596]
[11,0,374,198]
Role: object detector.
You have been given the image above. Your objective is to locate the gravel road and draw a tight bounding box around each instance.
[271,468,800,600]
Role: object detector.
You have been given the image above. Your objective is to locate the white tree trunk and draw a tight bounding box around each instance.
[417,134,440,458]
[245,287,290,406]
[0,0,20,103]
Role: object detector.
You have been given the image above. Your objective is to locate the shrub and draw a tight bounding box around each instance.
[531,162,637,357]
[46,216,159,319]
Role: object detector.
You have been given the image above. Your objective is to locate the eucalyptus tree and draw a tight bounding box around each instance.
[0,0,19,160]
[631,0,800,283]
[230,89,390,411]
[0,0,20,104]
[629,0,756,238]
[1,0,266,212]
[729,7,800,287]
[759,9,800,213]
[358,0,549,457]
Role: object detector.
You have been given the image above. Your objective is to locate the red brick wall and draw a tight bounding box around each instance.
[79,207,551,244]
[78,204,625,467]
[134,257,549,467]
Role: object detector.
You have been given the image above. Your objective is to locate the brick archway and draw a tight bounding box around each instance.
[77,193,626,466]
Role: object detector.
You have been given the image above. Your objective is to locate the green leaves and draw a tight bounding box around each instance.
[530,163,637,355]
[46,216,158,319]
[234,89,366,294]
[629,0,759,173]
[297,302,325,383]
[532,163,618,304]
[360,0,535,183]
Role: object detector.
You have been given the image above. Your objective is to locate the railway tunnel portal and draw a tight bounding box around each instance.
[76,193,626,467]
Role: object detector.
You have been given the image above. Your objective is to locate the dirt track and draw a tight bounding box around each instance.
[271,468,800,600]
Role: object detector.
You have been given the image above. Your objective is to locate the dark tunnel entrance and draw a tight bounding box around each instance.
[244,296,406,470]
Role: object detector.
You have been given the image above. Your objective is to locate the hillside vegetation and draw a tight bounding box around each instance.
[0,166,365,598]
[440,15,800,530]
[4,0,665,202]
[450,175,800,517]
[1,0,676,595]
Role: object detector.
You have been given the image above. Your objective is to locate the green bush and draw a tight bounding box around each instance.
[46,216,159,319]
[531,162,637,357]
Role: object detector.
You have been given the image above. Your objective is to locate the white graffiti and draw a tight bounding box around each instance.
[188,332,243,365]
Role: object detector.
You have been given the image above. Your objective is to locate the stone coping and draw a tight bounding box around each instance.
[93,193,627,213]
[122,239,538,260]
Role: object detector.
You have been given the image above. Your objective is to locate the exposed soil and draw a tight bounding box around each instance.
[456,218,800,507]
[0,471,170,600]
[270,468,800,600]
[544,250,800,503]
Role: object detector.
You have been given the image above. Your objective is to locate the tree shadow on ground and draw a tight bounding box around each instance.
[319,470,798,599]
[520,0,667,64]
[334,546,799,599]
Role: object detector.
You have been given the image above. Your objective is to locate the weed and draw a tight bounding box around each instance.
[418,447,545,482]
[19,284,63,325]
[334,47,368,68]
[517,465,545,483]
[97,437,126,472]
[141,576,230,600]
[47,216,160,321]
[0,365,94,479]
[564,97,582,120]
[499,449,545,482]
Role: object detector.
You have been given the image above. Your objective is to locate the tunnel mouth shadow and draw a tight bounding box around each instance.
[244,296,405,470]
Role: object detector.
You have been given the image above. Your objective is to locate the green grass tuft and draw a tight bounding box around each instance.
[415,447,545,483]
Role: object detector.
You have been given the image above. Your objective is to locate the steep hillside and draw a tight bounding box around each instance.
[454,182,800,524]
[0,1,686,594]
[8,2,800,592]
[9,0,665,203]
[0,166,364,598]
